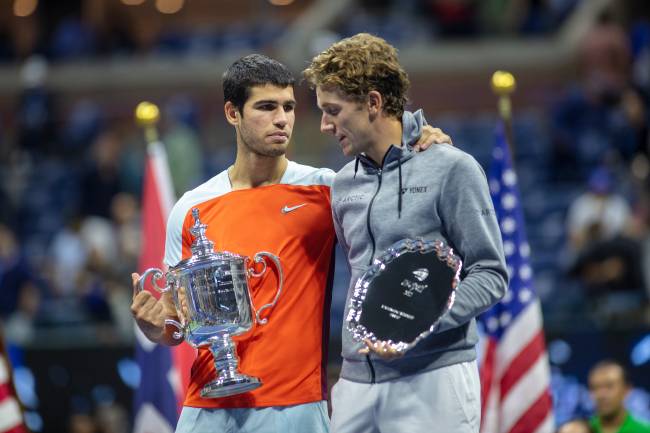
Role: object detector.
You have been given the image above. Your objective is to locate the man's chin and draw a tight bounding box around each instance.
[250,144,288,158]
[341,146,357,158]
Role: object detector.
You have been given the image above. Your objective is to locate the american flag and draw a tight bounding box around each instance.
[133,139,194,433]
[478,123,555,433]
[0,332,26,433]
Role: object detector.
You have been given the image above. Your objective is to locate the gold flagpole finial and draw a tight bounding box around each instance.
[491,71,516,121]
[135,101,160,144]
[491,70,516,96]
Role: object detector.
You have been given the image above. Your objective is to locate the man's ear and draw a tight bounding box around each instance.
[224,101,240,126]
[367,90,383,120]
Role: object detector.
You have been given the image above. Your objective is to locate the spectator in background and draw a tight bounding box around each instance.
[17,56,57,158]
[567,167,645,319]
[566,167,631,253]
[588,360,650,433]
[80,130,125,219]
[420,0,478,36]
[557,419,593,433]
[0,223,43,345]
[550,10,644,180]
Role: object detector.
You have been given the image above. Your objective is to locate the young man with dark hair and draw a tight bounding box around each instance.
[305,33,508,433]
[588,360,650,433]
[130,53,449,433]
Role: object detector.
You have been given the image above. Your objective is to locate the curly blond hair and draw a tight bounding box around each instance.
[303,33,410,118]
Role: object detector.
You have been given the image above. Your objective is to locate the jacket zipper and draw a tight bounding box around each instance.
[366,354,376,384]
[366,168,382,267]
[365,168,382,384]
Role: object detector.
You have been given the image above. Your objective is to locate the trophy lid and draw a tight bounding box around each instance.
[170,208,243,271]
[190,208,215,257]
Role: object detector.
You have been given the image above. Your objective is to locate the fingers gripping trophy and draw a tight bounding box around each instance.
[136,208,283,398]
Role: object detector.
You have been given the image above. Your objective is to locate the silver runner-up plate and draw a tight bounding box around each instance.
[346,238,462,354]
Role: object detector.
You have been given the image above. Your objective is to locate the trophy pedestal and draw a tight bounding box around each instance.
[201,375,262,398]
[200,333,262,398]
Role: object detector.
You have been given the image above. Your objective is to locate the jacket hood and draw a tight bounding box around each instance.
[352,109,427,218]
[355,109,426,174]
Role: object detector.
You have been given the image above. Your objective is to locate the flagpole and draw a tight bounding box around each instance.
[132,101,181,432]
[491,70,517,159]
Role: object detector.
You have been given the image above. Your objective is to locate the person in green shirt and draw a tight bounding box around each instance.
[588,360,650,433]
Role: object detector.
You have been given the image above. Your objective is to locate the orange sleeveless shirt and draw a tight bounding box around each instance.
[164,161,336,409]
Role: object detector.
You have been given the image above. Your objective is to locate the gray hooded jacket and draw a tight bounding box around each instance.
[331,110,508,383]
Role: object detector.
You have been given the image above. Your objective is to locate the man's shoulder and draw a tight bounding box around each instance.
[627,414,650,432]
[333,159,358,181]
[168,170,230,225]
[418,145,486,182]
[416,143,476,166]
[284,160,335,187]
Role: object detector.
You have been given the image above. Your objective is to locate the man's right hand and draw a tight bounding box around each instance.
[131,272,181,345]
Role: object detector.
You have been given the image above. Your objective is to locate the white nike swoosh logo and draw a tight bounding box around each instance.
[281,203,307,214]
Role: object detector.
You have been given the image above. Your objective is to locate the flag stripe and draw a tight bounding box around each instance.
[0,383,13,401]
[149,141,175,217]
[0,398,22,432]
[499,330,546,399]
[483,379,502,433]
[533,411,555,433]
[507,391,554,433]
[495,303,541,378]
[480,338,498,424]
[500,354,552,433]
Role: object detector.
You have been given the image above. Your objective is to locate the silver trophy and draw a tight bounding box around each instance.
[347,238,461,354]
[136,208,283,398]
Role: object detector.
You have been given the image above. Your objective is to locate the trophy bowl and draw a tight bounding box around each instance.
[346,238,461,354]
[137,208,283,398]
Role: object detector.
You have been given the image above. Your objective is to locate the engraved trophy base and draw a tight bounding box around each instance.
[200,375,262,398]
[200,333,263,398]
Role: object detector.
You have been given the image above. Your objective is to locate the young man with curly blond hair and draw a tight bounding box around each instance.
[304,33,508,433]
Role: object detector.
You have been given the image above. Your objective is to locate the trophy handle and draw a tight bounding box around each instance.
[164,318,185,341]
[137,268,167,294]
[248,252,284,325]
[136,268,185,341]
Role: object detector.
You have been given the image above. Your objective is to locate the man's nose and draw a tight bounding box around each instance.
[274,109,288,127]
[320,114,334,134]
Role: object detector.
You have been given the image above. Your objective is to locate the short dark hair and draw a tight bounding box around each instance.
[589,359,630,385]
[222,54,295,114]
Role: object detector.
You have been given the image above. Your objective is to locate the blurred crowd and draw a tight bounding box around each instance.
[550,8,650,326]
[0,0,583,64]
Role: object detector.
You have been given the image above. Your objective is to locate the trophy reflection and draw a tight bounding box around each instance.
[137,208,283,398]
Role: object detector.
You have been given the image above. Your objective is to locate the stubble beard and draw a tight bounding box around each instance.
[239,123,287,158]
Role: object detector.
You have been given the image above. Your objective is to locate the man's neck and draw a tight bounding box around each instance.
[364,116,403,166]
[599,409,627,433]
[228,148,288,190]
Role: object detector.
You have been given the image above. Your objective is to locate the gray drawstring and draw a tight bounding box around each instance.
[397,157,402,218]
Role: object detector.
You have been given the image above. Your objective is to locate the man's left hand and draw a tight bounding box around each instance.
[414,125,452,152]
[358,338,404,360]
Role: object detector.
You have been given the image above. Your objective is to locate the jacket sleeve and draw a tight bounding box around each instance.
[435,153,508,333]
